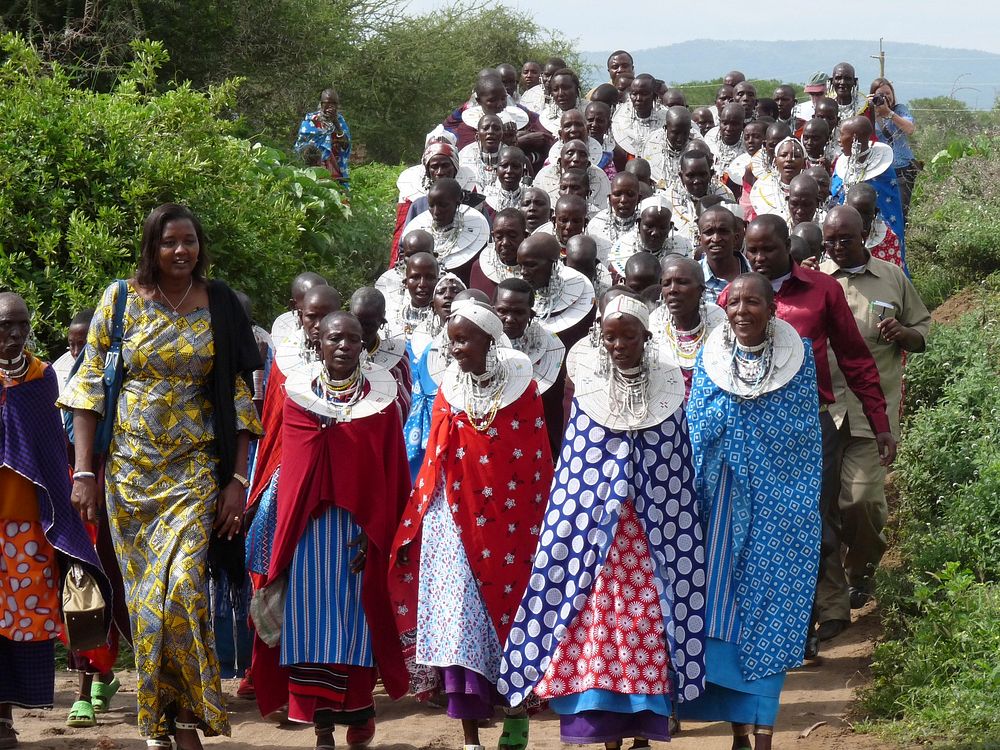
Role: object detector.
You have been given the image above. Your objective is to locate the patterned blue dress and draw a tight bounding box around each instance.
[680,342,822,725]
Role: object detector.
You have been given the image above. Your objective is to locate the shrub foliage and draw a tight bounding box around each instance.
[0,34,352,355]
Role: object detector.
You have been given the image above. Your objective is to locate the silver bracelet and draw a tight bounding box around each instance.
[73,471,97,481]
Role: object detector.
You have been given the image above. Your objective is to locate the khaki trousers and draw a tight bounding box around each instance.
[815,415,888,623]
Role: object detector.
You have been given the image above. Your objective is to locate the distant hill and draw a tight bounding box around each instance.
[582,39,1000,109]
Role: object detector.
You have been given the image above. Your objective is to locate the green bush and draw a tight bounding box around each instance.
[326,161,403,296]
[905,128,1000,306]
[863,299,1000,745]
[861,565,1000,744]
[0,34,348,355]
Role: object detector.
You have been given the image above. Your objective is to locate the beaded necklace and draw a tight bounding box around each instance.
[664,314,706,369]
[729,335,776,399]
[475,147,500,187]
[533,273,565,322]
[606,211,639,243]
[0,352,29,384]
[626,107,663,153]
[712,134,746,172]
[400,301,431,336]
[843,145,879,191]
[510,320,543,359]
[431,213,466,259]
[485,182,524,211]
[460,361,510,431]
[318,364,365,421]
[483,247,521,281]
[608,363,650,424]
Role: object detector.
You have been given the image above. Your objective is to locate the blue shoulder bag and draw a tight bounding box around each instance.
[64,280,128,455]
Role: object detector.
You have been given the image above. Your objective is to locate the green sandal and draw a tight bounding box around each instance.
[66,700,97,728]
[91,676,120,713]
[497,715,529,750]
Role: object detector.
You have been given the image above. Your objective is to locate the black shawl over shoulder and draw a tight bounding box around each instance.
[207,279,262,584]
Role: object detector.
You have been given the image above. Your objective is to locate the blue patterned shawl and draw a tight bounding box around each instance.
[498,403,707,707]
[687,341,822,681]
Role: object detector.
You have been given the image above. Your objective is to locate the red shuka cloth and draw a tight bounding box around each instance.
[252,397,412,716]
[388,385,554,653]
[247,358,287,509]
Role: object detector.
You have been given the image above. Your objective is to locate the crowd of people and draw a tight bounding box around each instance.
[1,48,932,750]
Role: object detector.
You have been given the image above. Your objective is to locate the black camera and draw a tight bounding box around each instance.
[872,94,886,106]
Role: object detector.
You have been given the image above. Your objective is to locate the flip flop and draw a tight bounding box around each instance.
[66,700,97,728]
[91,676,121,713]
[497,715,529,750]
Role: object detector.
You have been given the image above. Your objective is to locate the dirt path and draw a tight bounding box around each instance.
[14,604,892,750]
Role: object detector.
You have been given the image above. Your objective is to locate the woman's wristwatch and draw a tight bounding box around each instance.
[232,472,250,489]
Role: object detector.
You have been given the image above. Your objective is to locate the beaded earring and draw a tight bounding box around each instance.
[598,339,611,378]
[485,340,499,373]
[722,319,735,350]
[641,337,656,374]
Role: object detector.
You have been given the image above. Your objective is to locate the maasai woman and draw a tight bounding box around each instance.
[649,256,726,399]
[640,106,703,192]
[748,137,806,222]
[389,301,553,750]
[61,204,262,748]
[846,182,904,270]
[831,116,906,258]
[470,208,526,300]
[402,178,490,286]
[1,293,110,746]
[493,278,565,397]
[519,187,553,235]
[680,272,822,750]
[403,272,465,480]
[544,110,606,170]
[703,102,749,194]
[539,68,587,135]
[376,230,435,312]
[459,113,508,193]
[608,196,695,278]
[392,132,482,264]
[294,88,352,188]
[534,139,611,213]
[587,172,641,247]
[252,312,409,748]
[668,150,736,248]
[611,74,667,159]
[482,147,530,217]
[349,287,413,421]
[444,73,552,169]
[583,101,620,178]
[499,291,707,748]
[245,283,342,614]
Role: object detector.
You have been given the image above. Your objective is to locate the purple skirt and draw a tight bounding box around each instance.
[441,665,498,720]
[560,710,669,744]
[0,637,55,708]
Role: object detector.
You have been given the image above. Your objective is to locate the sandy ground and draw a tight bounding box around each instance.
[12,603,892,750]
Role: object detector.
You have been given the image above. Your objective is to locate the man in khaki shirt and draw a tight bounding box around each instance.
[818,204,930,623]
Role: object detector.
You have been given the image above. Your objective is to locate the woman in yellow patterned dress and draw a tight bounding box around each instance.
[59,204,263,750]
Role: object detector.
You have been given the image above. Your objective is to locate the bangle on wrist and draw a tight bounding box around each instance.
[73,471,97,481]
[231,472,250,490]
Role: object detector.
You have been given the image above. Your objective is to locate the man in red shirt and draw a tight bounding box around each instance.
[717,214,896,659]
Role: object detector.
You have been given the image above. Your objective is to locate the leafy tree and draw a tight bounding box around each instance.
[340,3,579,162]
[3,0,579,163]
[0,34,348,355]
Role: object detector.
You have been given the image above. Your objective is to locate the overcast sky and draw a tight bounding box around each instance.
[401,0,1000,56]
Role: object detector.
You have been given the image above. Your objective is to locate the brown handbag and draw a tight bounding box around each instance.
[61,563,107,652]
